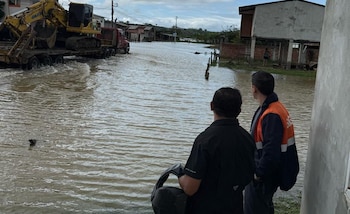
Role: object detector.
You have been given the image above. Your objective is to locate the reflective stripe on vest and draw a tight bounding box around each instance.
[254,101,295,153]
[256,137,296,152]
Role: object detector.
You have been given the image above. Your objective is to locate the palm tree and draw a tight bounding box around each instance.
[0,1,5,20]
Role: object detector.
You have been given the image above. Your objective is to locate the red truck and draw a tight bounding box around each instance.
[98,27,130,55]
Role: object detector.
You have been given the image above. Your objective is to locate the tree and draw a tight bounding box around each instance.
[221,25,241,44]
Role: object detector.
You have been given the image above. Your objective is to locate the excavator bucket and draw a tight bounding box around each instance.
[34,25,57,49]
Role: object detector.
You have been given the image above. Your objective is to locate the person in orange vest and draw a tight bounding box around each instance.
[244,71,298,214]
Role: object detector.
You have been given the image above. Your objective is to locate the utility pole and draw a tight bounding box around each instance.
[111,0,118,28]
[174,16,178,42]
[111,0,118,46]
[111,0,114,28]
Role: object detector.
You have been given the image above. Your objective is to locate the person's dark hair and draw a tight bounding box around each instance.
[211,87,242,118]
[251,71,274,96]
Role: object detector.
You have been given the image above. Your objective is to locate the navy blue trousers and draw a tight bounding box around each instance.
[244,181,277,214]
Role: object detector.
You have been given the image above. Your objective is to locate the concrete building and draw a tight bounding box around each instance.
[1,0,38,22]
[301,0,350,213]
[239,0,324,69]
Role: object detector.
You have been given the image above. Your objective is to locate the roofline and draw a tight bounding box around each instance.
[239,0,325,13]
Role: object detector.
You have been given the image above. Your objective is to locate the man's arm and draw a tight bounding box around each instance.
[178,175,201,196]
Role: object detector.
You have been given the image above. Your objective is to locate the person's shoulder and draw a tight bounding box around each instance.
[194,127,212,143]
[238,126,254,140]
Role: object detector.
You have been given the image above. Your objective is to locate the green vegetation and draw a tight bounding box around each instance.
[151,24,241,44]
[219,60,317,78]
[275,197,301,214]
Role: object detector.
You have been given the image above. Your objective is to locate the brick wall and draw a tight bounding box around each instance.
[220,43,319,65]
[220,43,249,60]
[220,43,270,60]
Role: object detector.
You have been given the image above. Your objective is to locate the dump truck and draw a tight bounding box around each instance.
[0,0,129,69]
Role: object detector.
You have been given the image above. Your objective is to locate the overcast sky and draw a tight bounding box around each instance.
[60,0,327,32]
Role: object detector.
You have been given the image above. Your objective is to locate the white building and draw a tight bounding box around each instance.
[301,0,350,213]
[239,0,324,69]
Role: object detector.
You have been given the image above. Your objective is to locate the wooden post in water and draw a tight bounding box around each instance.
[214,49,218,62]
[205,57,210,80]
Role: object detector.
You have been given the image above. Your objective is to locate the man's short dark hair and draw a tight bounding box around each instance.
[211,87,242,118]
[251,71,275,96]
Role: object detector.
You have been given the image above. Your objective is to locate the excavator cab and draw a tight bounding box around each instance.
[66,3,99,35]
[68,3,93,28]
[64,3,101,50]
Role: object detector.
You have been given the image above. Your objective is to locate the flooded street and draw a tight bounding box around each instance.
[0,42,315,213]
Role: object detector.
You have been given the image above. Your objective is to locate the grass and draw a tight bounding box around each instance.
[274,197,301,214]
[218,58,317,78]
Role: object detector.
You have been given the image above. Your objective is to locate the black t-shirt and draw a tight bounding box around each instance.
[184,119,255,214]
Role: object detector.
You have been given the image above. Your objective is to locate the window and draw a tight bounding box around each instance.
[292,43,300,49]
[9,0,20,7]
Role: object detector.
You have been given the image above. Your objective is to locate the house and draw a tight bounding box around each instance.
[237,0,325,69]
[127,25,145,42]
[103,20,128,31]
[143,26,155,42]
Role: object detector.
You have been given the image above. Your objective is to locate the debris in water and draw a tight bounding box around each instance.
[29,139,37,147]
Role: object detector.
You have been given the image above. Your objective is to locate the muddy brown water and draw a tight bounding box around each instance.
[0,42,314,213]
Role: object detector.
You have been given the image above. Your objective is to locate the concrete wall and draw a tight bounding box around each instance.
[253,1,324,41]
[301,1,350,213]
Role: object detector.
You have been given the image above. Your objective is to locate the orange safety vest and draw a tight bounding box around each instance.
[254,101,295,153]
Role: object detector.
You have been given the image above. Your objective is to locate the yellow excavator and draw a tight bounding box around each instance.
[0,0,127,69]
[0,0,102,51]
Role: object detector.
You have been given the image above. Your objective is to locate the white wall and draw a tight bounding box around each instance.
[252,1,324,42]
[301,0,350,213]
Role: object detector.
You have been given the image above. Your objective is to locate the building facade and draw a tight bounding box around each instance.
[238,0,324,69]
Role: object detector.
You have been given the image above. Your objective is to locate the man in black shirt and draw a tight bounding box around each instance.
[178,87,255,214]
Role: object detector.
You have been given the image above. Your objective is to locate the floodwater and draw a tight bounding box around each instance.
[0,42,315,213]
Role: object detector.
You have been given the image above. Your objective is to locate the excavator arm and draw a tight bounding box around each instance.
[1,0,67,38]
[0,0,101,39]
[0,0,102,53]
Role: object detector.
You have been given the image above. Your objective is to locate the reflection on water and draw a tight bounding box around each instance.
[0,42,314,213]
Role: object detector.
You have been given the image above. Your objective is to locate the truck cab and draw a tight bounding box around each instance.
[97,27,130,54]
[117,28,130,54]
